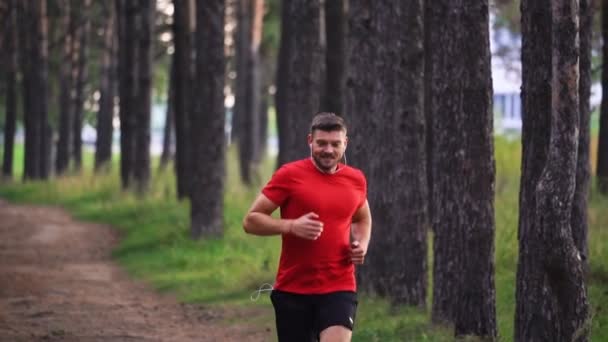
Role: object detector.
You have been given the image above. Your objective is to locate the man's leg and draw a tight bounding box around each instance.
[319,325,352,342]
[316,291,358,342]
[270,290,317,342]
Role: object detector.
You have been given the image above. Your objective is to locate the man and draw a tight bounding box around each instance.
[243,112,372,342]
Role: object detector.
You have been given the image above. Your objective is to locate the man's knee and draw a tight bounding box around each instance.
[319,325,352,342]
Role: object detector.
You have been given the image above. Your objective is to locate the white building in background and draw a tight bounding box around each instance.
[492,63,522,134]
[489,15,602,136]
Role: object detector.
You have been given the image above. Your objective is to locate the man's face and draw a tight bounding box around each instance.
[308,129,348,172]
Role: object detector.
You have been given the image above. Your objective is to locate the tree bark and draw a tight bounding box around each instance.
[346,0,427,307]
[16,1,37,180]
[116,0,138,189]
[234,0,253,183]
[323,0,345,115]
[190,0,226,238]
[2,0,17,179]
[573,0,593,266]
[172,0,193,200]
[598,0,608,194]
[516,1,590,341]
[160,58,175,170]
[56,0,73,175]
[428,3,497,338]
[282,0,325,164]
[38,0,50,179]
[235,0,264,185]
[18,0,49,180]
[72,0,91,171]
[134,0,154,194]
[424,0,434,224]
[275,0,291,168]
[95,2,117,171]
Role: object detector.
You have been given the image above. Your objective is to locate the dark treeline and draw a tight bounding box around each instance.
[0,0,600,340]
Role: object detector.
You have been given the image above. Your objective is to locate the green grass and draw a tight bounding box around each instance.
[1,139,607,341]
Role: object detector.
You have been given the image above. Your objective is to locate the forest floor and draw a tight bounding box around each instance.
[0,199,273,342]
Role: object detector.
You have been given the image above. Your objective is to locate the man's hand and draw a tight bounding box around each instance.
[350,240,367,265]
[288,212,324,240]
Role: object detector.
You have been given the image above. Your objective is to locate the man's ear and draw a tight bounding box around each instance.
[307,133,313,146]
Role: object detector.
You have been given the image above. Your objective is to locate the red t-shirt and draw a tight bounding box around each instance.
[262,158,367,294]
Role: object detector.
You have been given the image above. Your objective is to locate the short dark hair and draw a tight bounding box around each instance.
[310,112,347,134]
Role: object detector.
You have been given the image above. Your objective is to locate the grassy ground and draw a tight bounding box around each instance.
[1,139,607,341]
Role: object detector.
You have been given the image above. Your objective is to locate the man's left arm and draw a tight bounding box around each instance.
[350,200,372,265]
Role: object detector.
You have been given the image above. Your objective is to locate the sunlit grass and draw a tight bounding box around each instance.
[1,137,607,341]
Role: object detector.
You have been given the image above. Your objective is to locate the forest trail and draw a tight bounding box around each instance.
[0,199,273,341]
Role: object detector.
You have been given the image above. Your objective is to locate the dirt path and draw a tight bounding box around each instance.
[0,199,274,341]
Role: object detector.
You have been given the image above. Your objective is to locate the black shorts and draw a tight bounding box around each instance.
[270,290,358,342]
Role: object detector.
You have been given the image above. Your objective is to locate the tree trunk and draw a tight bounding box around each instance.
[134,0,154,194]
[17,1,37,180]
[190,0,226,238]
[429,3,497,338]
[346,0,427,307]
[235,0,264,185]
[282,0,325,164]
[275,0,291,168]
[72,0,91,172]
[234,0,253,183]
[18,0,49,180]
[250,0,264,168]
[598,0,608,194]
[2,0,17,179]
[323,0,345,115]
[160,58,175,170]
[429,1,498,334]
[573,0,593,266]
[172,0,193,200]
[424,0,434,224]
[516,1,590,341]
[95,2,117,172]
[56,0,73,175]
[255,89,268,164]
[38,0,50,179]
[116,0,138,189]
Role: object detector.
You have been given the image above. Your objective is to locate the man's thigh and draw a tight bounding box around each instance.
[270,290,317,342]
[316,291,358,339]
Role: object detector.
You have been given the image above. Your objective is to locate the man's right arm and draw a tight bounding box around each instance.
[243,194,292,236]
[243,194,324,239]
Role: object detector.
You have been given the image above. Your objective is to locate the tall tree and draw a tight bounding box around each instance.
[429,1,497,337]
[72,0,91,171]
[116,0,138,189]
[2,0,17,179]
[573,0,593,266]
[56,0,74,175]
[599,0,608,194]
[190,0,226,238]
[95,2,117,171]
[18,0,50,180]
[274,0,291,167]
[424,0,434,224]
[516,0,590,341]
[282,0,325,164]
[171,0,193,199]
[322,0,346,115]
[235,0,264,185]
[134,0,154,194]
[346,0,427,307]
[159,58,174,170]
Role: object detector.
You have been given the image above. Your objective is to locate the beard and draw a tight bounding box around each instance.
[312,152,341,172]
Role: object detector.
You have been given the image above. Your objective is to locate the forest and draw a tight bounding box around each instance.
[0,0,607,341]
